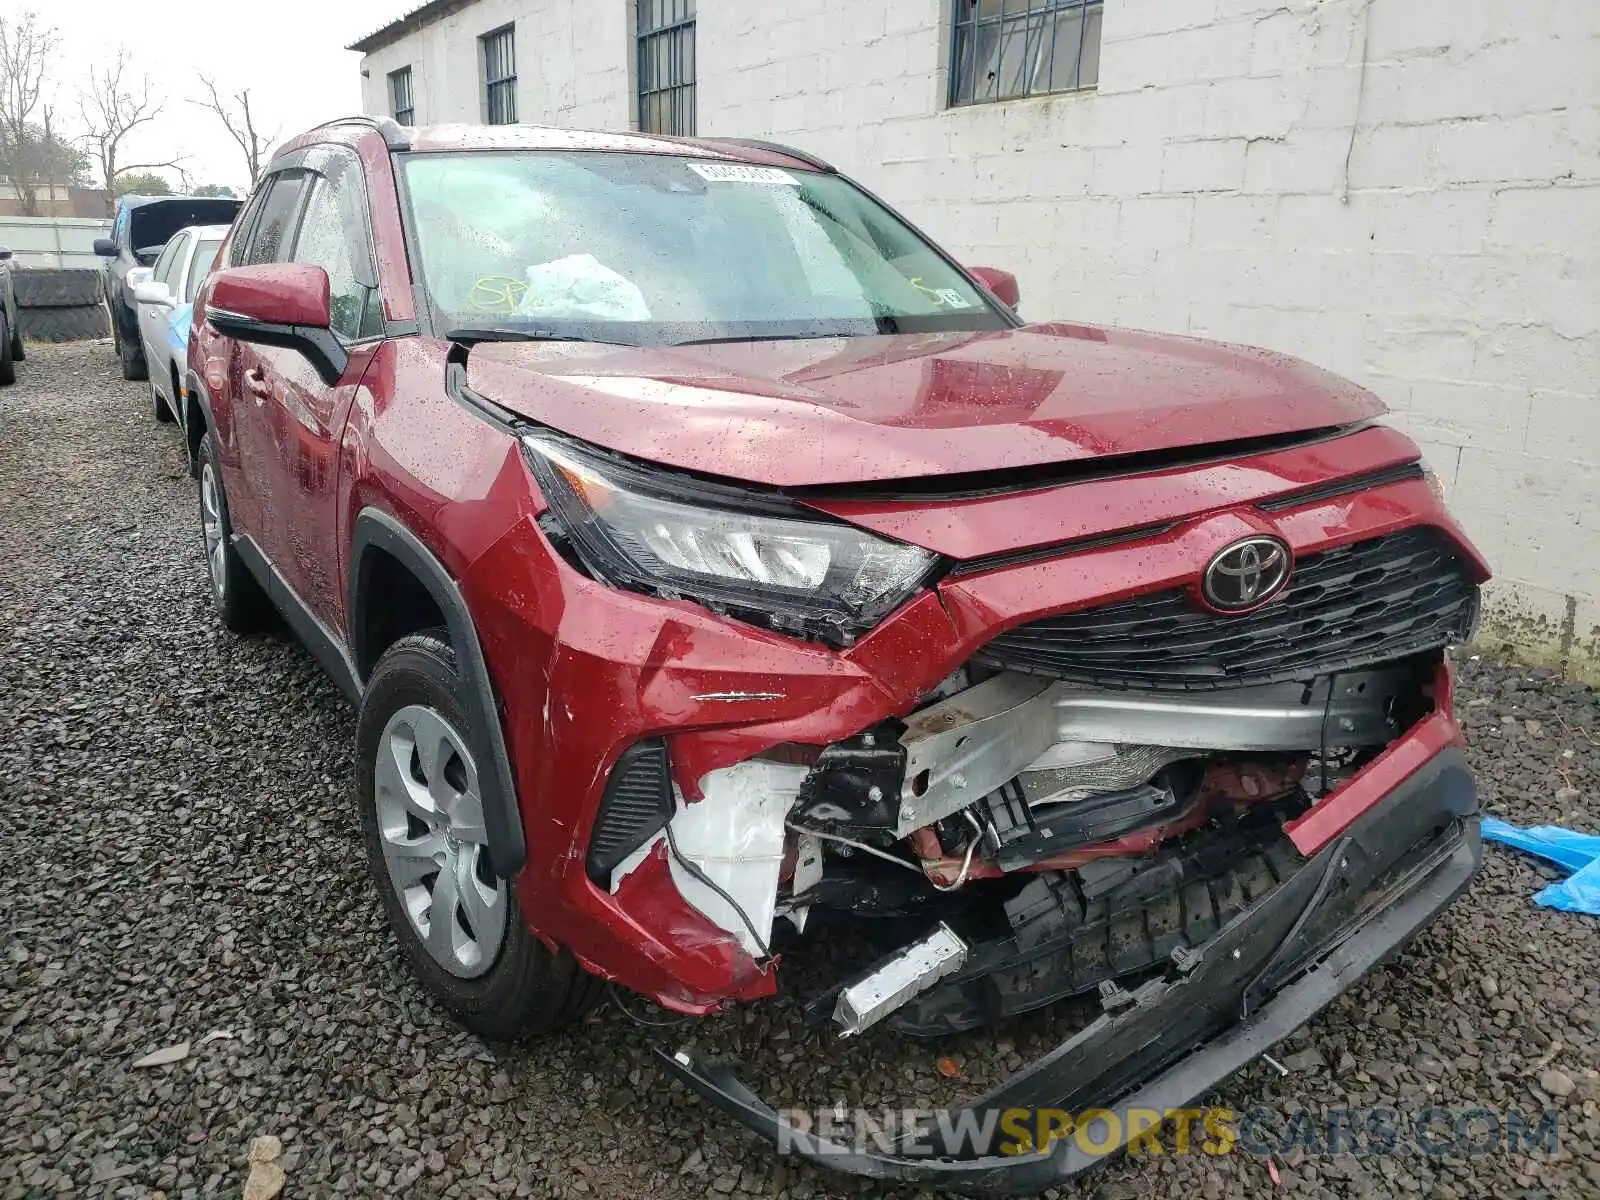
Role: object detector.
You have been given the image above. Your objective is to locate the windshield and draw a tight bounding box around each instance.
[400,151,1009,344]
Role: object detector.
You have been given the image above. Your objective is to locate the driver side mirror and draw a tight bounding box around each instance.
[133,279,174,307]
[93,237,116,257]
[0,247,12,261]
[968,266,1020,309]
[206,263,348,386]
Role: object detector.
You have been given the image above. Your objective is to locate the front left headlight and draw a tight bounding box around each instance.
[521,432,939,643]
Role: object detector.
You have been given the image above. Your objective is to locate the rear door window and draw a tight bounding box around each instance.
[185,238,223,302]
[244,172,309,266]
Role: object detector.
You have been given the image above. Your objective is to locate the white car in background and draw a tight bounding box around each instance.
[131,224,229,431]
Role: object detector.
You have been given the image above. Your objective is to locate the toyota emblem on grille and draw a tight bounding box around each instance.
[1202,536,1292,611]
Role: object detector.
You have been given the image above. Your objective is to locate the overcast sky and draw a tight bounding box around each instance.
[15,0,405,192]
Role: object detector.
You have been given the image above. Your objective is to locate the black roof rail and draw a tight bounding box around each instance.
[700,137,835,173]
[310,114,412,151]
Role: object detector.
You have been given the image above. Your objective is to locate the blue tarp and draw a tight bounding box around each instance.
[1481,816,1600,915]
[168,302,192,355]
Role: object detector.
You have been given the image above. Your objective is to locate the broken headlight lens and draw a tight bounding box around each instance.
[522,432,938,642]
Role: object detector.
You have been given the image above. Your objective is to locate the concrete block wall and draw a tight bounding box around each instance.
[357,0,1600,676]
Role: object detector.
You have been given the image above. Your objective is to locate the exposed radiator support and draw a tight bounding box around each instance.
[895,666,1408,835]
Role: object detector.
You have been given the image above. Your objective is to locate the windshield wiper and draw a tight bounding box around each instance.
[672,331,861,347]
[674,314,905,346]
[443,327,632,346]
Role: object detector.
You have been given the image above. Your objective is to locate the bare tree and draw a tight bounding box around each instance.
[192,75,277,183]
[80,47,184,211]
[0,11,58,215]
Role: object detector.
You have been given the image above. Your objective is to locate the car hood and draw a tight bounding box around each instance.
[464,324,1385,488]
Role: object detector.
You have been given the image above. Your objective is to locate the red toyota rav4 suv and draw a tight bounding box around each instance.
[188,117,1488,1189]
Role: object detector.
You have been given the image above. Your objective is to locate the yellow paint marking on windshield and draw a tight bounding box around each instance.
[468,276,529,313]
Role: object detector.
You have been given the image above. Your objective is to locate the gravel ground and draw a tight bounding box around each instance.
[2,341,1599,1200]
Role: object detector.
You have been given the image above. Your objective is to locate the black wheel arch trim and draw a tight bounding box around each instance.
[183,368,218,475]
[349,507,526,878]
[112,290,140,338]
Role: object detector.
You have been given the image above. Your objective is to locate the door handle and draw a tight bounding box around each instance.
[243,367,272,402]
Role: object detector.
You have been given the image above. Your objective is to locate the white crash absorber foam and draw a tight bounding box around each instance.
[667,760,808,958]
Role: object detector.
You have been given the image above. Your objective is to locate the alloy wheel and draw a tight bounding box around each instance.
[373,704,507,978]
[199,463,226,600]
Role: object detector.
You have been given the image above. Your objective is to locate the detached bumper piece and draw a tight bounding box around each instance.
[831,923,968,1037]
[659,747,1481,1195]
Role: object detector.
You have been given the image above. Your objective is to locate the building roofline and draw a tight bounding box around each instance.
[346,0,478,54]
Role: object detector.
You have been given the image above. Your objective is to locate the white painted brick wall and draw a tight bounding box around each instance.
[357,0,1600,674]
[355,0,631,130]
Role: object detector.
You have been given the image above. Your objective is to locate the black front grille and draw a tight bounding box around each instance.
[975,528,1478,690]
[585,740,674,885]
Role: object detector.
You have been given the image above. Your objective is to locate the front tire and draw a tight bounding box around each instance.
[0,312,15,387]
[196,431,269,632]
[11,317,23,361]
[357,631,602,1041]
[153,375,175,423]
[118,311,148,381]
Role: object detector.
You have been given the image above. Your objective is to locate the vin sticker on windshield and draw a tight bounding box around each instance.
[688,162,800,185]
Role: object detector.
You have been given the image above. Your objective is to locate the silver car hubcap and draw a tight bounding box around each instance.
[373,704,507,978]
[199,463,226,599]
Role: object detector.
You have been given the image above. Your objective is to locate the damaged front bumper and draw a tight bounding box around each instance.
[659,742,1481,1194]
[464,440,1485,1014]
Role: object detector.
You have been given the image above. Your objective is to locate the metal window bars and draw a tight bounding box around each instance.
[949,0,1104,107]
[637,0,696,136]
[389,67,414,126]
[482,25,517,125]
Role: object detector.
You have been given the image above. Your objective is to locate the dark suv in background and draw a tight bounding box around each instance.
[94,194,241,380]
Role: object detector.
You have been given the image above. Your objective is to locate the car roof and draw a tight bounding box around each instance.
[274,117,829,174]
[186,225,235,239]
[403,123,813,166]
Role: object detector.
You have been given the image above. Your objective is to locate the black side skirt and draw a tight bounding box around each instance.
[233,533,362,704]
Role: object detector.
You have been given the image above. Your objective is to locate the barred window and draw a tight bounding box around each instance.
[950,0,1103,107]
[481,25,517,125]
[636,0,695,136]
[389,67,414,126]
